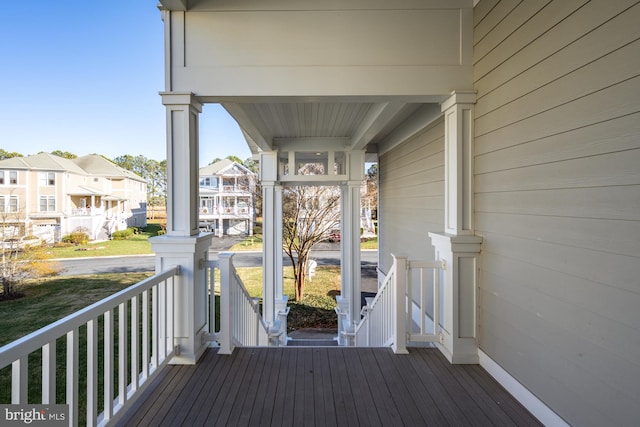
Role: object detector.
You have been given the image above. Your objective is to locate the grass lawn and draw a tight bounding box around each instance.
[0,273,152,346]
[228,265,341,331]
[44,222,163,258]
[0,272,153,421]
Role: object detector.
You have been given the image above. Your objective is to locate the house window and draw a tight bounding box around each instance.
[39,172,56,186]
[0,171,18,185]
[200,177,216,187]
[39,196,56,212]
[0,196,19,212]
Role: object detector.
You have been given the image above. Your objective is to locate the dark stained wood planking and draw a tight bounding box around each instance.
[115,347,543,427]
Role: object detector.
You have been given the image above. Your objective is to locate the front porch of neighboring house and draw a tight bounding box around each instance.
[67,193,127,240]
[198,189,253,237]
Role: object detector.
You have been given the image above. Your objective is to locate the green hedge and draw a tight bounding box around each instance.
[111,227,137,240]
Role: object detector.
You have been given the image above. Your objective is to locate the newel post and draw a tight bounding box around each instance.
[392,254,409,354]
[217,252,234,355]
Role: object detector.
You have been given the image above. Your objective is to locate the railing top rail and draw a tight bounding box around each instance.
[408,260,445,270]
[0,266,180,368]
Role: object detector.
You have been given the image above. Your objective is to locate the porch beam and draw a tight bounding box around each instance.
[350,102,405,150]
[273,137,351,152]
[378,103,442,156]
[222,103,273,152]
[159,0,188,11]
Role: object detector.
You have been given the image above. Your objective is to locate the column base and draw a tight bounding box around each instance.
[429,232,482,364]
[151,233,214,364]
[336,296,352,346]
[275,297,289,346]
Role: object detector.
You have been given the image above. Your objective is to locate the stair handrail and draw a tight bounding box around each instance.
[355,255,445,353]
[216,253,278,354]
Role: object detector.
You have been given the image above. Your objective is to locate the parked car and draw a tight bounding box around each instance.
[327,230,341,242]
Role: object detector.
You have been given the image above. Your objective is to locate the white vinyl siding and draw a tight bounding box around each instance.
[378,118,444,274]
[473,1,640,426]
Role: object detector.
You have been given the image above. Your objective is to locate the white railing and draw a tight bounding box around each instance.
[407,259,445,343]
[355,256,401,350]
[0,267,180,427]
[355,255,445,353]
[206,253,278,355]
[70,208,105,216]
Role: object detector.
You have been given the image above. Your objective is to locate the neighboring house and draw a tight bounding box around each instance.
[0,153,147,242]
[198,159,254,236]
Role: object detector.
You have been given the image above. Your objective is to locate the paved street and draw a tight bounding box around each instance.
[55,249,378,276]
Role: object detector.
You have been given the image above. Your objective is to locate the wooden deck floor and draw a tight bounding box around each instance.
[117,347,542,426]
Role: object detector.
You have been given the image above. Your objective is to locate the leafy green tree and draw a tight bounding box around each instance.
[0,149,23,160]
[226,155,243,164]
[50,150,77,159]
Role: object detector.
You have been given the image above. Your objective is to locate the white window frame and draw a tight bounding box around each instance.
[0,195,19,212]
[39,195,56,212]
[39,172,56,186]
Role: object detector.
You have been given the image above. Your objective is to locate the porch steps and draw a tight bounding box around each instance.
[287,339,338,347]
[287,328,338,347]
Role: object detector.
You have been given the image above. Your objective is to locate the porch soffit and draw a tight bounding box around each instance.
[219,99,438,155]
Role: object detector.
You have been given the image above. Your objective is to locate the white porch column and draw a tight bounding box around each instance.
[430,90,483,364]
[151,92,213,365]
[260,152,287,343]
[160,92,201,237]
[339,151,365,344]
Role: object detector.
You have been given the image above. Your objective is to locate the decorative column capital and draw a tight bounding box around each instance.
[441,90,477,112]
[160,91,203,112]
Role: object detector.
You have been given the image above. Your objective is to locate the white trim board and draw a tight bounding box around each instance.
[478,350,569,427]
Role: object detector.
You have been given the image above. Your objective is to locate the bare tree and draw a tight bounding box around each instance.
[282,185,340,300]
[0,198,57,299]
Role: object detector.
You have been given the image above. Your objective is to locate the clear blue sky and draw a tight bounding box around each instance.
[0,1,251,166]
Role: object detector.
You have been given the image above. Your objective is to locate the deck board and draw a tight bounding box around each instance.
[116,347,543,427]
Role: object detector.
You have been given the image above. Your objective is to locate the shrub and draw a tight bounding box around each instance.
[62,227,89,245]
[111,228,136,240]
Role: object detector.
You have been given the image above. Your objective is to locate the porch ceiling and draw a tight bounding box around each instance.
[220,100,436,157]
